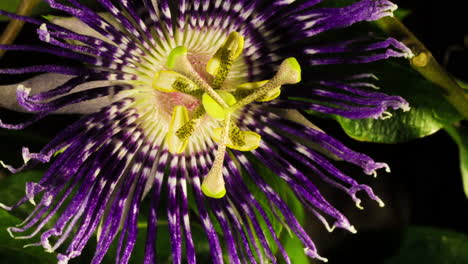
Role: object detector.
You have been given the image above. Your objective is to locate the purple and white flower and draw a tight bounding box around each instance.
[0,0,412,263]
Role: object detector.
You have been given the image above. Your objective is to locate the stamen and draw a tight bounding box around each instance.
[166,46,230,109]
[233,57,302,109]
[210,119,261,151]
[206,31,245,89]
[236,80,281,102]
[175,106,205,142]
[201,115,231,199]
[153,70,202,95]
[228,121,246,146]
[166,105,190,154]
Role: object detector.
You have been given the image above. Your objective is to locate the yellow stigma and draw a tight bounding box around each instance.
[201,175,227,199]
[167,46,189,69]
[284,57,302,83]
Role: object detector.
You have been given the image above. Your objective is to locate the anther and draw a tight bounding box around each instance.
[236,80,281,102]
[206,31,245,88]
[175,106,205,142]
[233,57,301,109]
[153,70,201,95]
[166,105,190,154]
[210,119,261,151]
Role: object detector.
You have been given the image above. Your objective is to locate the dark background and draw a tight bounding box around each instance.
[394,0,468,230]
[310,1,468,262]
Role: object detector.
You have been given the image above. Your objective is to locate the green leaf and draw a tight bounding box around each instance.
[279,187,309,264]
[445,125,468,198]
[334,61,462,143]
[0,113,51,167]
[0,171,43,218]
[385,226,468,264]
[239,156,285,259]
[243,154,311,263]
[280,235,310,264]
[0,171,57,262]
[0,210,57,263]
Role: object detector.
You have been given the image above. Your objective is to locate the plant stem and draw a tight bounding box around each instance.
[0,0,41,58]
[376,16,468,121]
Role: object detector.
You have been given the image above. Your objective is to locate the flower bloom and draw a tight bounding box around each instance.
[0,0,412,263]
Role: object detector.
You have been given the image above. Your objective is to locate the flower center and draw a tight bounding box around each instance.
[156,91,201,118]
[152,32,302,198]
